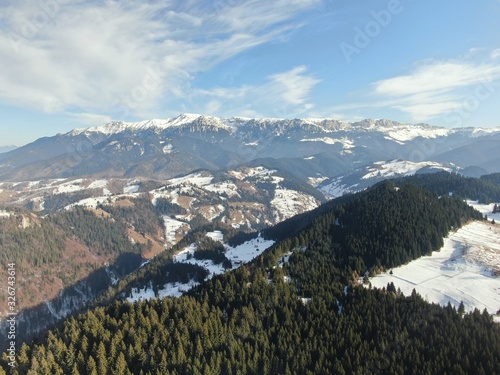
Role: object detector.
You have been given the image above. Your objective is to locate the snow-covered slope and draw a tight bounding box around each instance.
[72,114,233,135]
[71,116,466,140]
[318,160,458,198]
[127,231,275,301]
[370,219,500,317]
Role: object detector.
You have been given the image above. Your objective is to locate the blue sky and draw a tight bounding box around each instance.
[1,0,500,146]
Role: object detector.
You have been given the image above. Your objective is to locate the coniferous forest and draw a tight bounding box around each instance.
[1,178,500,374]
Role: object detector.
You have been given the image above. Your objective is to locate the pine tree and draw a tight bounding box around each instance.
[86,356,98,375]
[112,352,128,374]
[96,341,108,375]
[458,301,465,316]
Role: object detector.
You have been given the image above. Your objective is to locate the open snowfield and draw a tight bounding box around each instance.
[468,200,500,223]
[362,160,455,180]
[163,216,189,245]
[370,220,500,318]
[173,232,274,274]
[300,137,354,148]
[127,232,275,302]
[167,172,213,187]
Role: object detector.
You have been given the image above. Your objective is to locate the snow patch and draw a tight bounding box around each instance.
[271,187,319,221]
[468,201,500,223]
[163,216,189,245]
[308,176,329,187]
[87,179,108,190]
[206,231,224,242]
[0,210,11,218]
[362,160,455,180]
[168,172,213,187]
[300,137,354,148]
[55,179,84,193]
[124,184,140,194]
[162,144,174,154]
[205,181,241,198]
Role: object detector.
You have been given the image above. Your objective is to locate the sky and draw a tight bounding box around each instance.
[1,0,500,147]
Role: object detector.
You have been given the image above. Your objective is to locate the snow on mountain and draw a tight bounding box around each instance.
[385,124,450,142]
[318,160,458,199]
[167,171,214,187]
[271,187,319,221]
[162,144,174,154]
[54,179,90,194]
[0,210,11,218]
[299,137,354,148]
[318,177,358,199]
[370,219,500,316]
[74,114,235,136]
[350,119,452,141]
[467,201,500,223]
[307,175,328,187]
[204,181,241,198]
[3,112,500,183]
[163,216,190,245]
[68,114,456,142]
[127,232,275,302]
[123,182,140,194]
[361,160,457,180]
[452,126,500,138]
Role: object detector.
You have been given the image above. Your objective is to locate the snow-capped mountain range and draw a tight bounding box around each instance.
[0,114,499,184]
[70,113,497,140]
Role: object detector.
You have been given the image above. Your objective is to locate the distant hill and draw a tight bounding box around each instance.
[0,145,18,154]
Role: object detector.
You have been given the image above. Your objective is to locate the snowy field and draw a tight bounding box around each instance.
[362,160,455,180]
[173,231,274,274]
[163,216,189,245]
[271,187,319,221]
[370,220,500,319]
[467,200,500,223]
[167,172,213,187]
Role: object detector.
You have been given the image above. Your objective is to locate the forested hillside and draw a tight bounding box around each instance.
[3,180,498,374]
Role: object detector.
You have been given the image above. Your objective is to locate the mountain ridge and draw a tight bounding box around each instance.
[68,114,463,138]
[1,114,500,183]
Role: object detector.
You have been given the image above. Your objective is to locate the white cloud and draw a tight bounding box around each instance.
[194,66,321,118]
[372,61,500,98]
[335,53,500,122]
[269,66,321,106]
[0,0,320,123]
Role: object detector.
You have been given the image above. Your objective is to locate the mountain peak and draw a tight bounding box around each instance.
[70,113,233,136]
